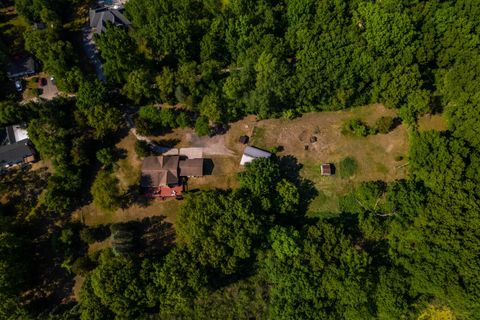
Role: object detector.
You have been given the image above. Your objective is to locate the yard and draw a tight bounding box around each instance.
[243,104,411,215]
[74,104,447,226]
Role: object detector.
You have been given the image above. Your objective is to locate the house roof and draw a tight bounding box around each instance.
[179,159,203,177]
[240,146,271,165]
[6,124,28,144]
[0,139,34,167]
[141,156,180,188]
[89,6,131,34]
[6,56,37,79]
[141,155,205,188]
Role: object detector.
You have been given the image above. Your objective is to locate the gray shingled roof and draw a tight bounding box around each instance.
[179,159,204,177]
[6,57,37,79]
[141,156,180,188]
[89,6,131,34]
[0,139,34,167]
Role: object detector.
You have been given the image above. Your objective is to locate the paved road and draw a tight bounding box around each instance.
[81,26,106,82]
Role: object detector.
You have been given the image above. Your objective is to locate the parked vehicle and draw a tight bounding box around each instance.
[14,80,23,92]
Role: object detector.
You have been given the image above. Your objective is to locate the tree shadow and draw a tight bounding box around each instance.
[391,116,402,131]
[115,147,127,160]
[109,216,175,258]
[277,155,319,223]
[21,219,87,314]
[209,123,230,137]
[153,138,181,149]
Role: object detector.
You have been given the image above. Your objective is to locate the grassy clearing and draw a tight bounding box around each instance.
[249,104,409,216]
[115,132,141,192]
[188,156,240,191]
[72,198,182,227]
[73,104,410,225]
[418,114,448,132]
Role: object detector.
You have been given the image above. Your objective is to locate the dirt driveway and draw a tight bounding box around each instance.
[183,133,235,156]
[39,77,58,100]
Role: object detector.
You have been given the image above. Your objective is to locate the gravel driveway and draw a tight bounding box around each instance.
[185,133,235,156]
[39,77,58,100]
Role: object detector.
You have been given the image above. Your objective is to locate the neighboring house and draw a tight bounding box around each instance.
[0,125,36,168]
[0,141,36,168]
[240,146,271,165]
[6,56,37,79]
[89,6,131,34]
[141,155,204,197]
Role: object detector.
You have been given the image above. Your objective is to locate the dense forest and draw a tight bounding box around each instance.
[0,0,479,319]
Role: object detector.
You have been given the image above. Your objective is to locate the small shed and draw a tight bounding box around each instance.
[321,163,333,176]
[239,135,249,144]
[240,146,271,165]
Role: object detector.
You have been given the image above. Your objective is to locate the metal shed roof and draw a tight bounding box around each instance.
[240,146,271,165]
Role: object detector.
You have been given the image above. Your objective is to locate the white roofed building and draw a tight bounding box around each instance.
[240,146,272,165]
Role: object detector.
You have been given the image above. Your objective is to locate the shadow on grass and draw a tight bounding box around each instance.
[110,216,175,258]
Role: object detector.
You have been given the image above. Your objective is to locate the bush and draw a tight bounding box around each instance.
[135,140,151,158]
[282,109,298,120]
[134,116,154,136]
[80,225,110,244]
[339,157,358,178]
[342,118,369,137]
[374,116,395,134]
[176,112,191,128]
[195,116,210,136]
[71,256,95,276]
[31,88,42,97]
[80,227,97,244]
[96,147,116,167]
[91,170,121,212]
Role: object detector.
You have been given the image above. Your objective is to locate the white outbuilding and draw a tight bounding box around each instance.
[240,146,272,165]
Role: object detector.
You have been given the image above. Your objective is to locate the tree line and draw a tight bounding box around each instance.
[0,0,478,318]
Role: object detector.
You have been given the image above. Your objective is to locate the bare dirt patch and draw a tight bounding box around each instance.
[185,133,235,156]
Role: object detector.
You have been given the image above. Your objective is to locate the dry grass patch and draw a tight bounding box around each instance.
[76,104,410,224]
[417,113,448,132]
[115,132,141,192]
[73,198,181,227]
[248,104,409,215]
[188,156,240,191]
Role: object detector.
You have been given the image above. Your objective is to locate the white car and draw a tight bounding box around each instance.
[14,80,23,92]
